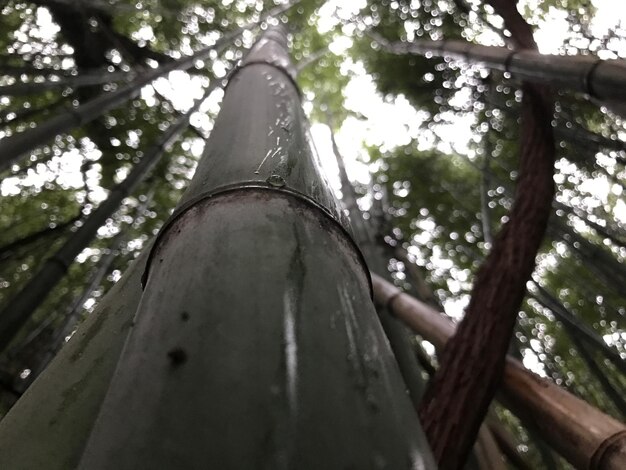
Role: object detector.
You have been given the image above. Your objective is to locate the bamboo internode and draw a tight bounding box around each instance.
[378,37,626,104]
[372,273,626,470]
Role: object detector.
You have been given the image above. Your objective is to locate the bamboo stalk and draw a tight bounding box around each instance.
[487,419,533,470]
[326,116,429,405]
[75,26,435,469]
[374,35,626,104]
[372,273,626,470]
[474,424,507,470]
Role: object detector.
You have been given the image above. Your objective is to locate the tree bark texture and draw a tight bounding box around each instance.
[417,2,556,467]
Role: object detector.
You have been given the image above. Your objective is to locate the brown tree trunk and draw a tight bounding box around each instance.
[417,1,556,468]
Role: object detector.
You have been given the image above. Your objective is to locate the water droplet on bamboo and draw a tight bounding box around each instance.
[267,174,285,188]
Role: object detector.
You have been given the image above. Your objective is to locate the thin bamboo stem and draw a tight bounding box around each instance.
[0,71,134,96]
[530,283,626,376]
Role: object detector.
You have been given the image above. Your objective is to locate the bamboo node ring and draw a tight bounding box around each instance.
[582,58,603,98]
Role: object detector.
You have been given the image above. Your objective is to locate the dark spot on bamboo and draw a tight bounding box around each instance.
[167,347,187,366]
[180,311,189,321]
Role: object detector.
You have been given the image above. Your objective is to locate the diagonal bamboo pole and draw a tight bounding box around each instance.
[0,248,149,470]
[372,273,626,470]
[326,117,428,408]
[372,35,626,104]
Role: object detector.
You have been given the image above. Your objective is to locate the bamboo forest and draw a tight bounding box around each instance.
[0,0,624,468]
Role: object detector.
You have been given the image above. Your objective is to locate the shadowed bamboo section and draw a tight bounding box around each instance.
[372,273,626,470]
[0,250,148,470]
[326,117,429,408]
[374,36,626,104]
[474,425,506,470]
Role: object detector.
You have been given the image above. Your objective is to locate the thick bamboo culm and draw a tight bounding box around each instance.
[73,26,435,469]
[372,273,626,470]
[377,37,626,104]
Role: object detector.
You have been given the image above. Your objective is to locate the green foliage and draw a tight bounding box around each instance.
[353,0,466,116]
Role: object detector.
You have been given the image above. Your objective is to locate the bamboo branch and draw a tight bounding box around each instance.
[295,46,329,74]
[529,282,626,376]
[565,325,626,418]
[0,215,79,262]
[555,201,626,249]
[326,116,429,409]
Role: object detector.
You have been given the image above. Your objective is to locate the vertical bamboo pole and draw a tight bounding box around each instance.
[77,27,434,469]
